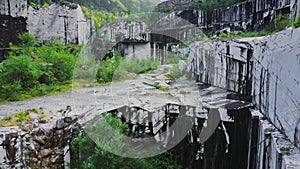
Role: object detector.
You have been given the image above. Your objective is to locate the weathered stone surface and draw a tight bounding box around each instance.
[100,19,148,43]
[0,0,27,18]
[158,0,298,32]
[187,27,300,168]
[92,19,150,60]
[0,1,94,62]
[0,116,80,169]
[157,0,196,10]
[56,119,65,130]
[178,60,187,72]
[27,3,94,44]
[187,28,300,144]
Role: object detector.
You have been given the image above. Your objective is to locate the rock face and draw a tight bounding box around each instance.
[27,2,94,44]
[187,27,300,168]
[0,1,94,61]
[100,19,148,43]
[158,0,298,32]
[0,116,80,169]
[0,0,27,17]
[157,0,197,10]
[92,19,150,60]
[0,0,27,61]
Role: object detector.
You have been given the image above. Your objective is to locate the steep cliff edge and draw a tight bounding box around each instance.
[187,27,300,168]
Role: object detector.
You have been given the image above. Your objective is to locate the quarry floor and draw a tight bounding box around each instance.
[0,64,247,122]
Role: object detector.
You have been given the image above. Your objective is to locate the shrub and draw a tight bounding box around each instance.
[14,111,32,122]
[0,81,23,101]
[280,147,291,155]
[97,54,122,83]
[275,13,291,31]
[7,122,18,127]
[0,55,41,91]
[292,15,300,28]
[36,45,76,82]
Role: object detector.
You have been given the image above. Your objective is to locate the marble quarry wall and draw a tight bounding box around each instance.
[187,27,300,168]
[0,0,94,61]
[157,0,197,10]
[159,0,300,32]
[92,19,149,60]
[27,2,94,45]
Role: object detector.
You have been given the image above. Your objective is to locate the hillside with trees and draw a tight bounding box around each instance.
[28,0,163,13]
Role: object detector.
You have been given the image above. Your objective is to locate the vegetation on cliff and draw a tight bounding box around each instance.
[216,12,292,39]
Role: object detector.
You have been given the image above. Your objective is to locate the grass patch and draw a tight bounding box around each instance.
[179,89,191,95]
[14,111,32,122]
[280,147,291,155]
[2,115,13,121]
[218,31,274,39]
[39,114,46,119]
[97,53,159,83]
[163,67,170,73]
[29,108,39,114]
[165,53,181,64]
[0,108,47,127]
[159,86,170,91]
[0,111,32,127]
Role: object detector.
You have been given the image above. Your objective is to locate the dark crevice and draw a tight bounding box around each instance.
[7,0,11,16]
[64,17,68,44]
